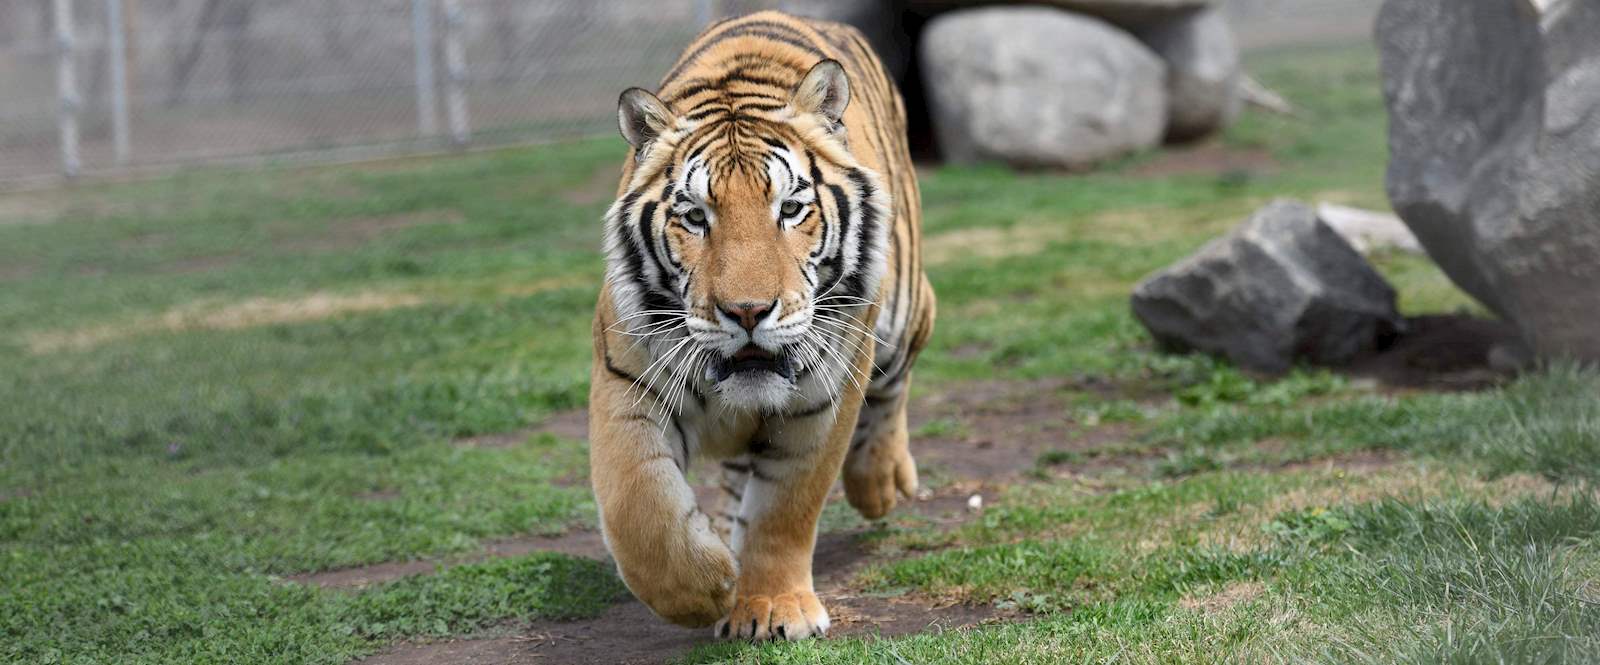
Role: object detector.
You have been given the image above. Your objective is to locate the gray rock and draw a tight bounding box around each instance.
[1378,0,1600,364]
[1315,202,1422,255]
[920,7,1167,169]
[909,0,1210,30]
[1132,199,1404,373]
[1135,7,1241,141]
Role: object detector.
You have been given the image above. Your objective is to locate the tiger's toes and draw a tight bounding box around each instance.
[713,590,829,641]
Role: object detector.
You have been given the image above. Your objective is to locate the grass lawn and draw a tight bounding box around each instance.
[3,42,1598,664]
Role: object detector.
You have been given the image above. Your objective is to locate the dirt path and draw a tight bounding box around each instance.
[326,379,1114,664]
[358,526,1002,665]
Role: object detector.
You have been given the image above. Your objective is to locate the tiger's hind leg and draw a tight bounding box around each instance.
[843,375,919,519]
[844,277,933,520]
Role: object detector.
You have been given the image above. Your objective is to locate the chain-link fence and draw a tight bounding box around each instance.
[0,0,721,183]
[0,0,1379,185]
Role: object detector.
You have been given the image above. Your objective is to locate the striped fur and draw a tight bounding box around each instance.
[587,11,934,641]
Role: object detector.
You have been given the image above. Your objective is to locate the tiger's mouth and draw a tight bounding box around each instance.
[711,344,796,383]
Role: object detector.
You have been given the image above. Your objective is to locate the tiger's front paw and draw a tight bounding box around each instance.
[713,590,830,641]
[844,437,918,520]
[621,521,738,628]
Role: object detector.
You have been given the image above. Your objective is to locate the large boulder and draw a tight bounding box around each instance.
[920,7,1167,169]
[1132,199,1404,373]
[1135,7,1241,142]
[1377,0,1600,364]
[909,0,1209,30]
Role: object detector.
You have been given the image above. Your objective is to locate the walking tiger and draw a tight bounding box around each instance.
[588,10,934,640]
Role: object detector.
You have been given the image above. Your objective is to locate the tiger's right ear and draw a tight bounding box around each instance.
[618,88,675,155]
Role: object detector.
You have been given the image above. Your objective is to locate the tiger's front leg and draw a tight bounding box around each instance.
[713,420,852,640]
[588,351,737,627]
[715,365,869,641]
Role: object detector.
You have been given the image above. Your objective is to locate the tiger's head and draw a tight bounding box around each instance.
[603,60,889,413]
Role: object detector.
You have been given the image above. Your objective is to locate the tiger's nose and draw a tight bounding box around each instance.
[719,300,775,332]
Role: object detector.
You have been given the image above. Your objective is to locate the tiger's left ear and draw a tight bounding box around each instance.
[791,59,850,127]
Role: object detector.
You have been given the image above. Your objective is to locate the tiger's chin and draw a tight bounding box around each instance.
[708,345,798,411]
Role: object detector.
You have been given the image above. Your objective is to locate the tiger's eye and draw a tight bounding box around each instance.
[686,208,707,225]
[781,201,801,217]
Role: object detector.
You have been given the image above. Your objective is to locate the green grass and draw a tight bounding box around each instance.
[9,551,625,664]
[4,41,1597,663]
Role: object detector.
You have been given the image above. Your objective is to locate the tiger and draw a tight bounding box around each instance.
[587,11,935,641]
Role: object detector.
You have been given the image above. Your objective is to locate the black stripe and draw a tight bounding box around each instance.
[846,168,881,302]
[685,106,727,122]
[636,200,665,283]
[686,141,711,163]
[713,66,794,90]
[614,191,665,318]
[672,417,689,472]
[604,353,668,407]
[737,103,788,114]
[604,357,640,384]
[819,182,852,295]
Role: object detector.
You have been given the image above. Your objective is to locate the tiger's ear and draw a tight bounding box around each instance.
[791,59,850,127]
[618,87,675,153]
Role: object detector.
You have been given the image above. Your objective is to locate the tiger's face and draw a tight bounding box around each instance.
[604,60,889,412]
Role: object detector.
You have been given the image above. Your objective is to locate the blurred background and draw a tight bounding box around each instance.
[0,0,1379,183]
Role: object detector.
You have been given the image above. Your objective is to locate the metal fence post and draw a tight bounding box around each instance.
[107,0,131,166]
[53,0,81,177]
[441,0,470,146]
[411,0,439,138]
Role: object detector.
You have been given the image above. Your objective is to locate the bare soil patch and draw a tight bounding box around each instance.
[290,530,609,590]
[455,410,587,449]
[911,378,1145,483]
[1129,143,1278,178]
